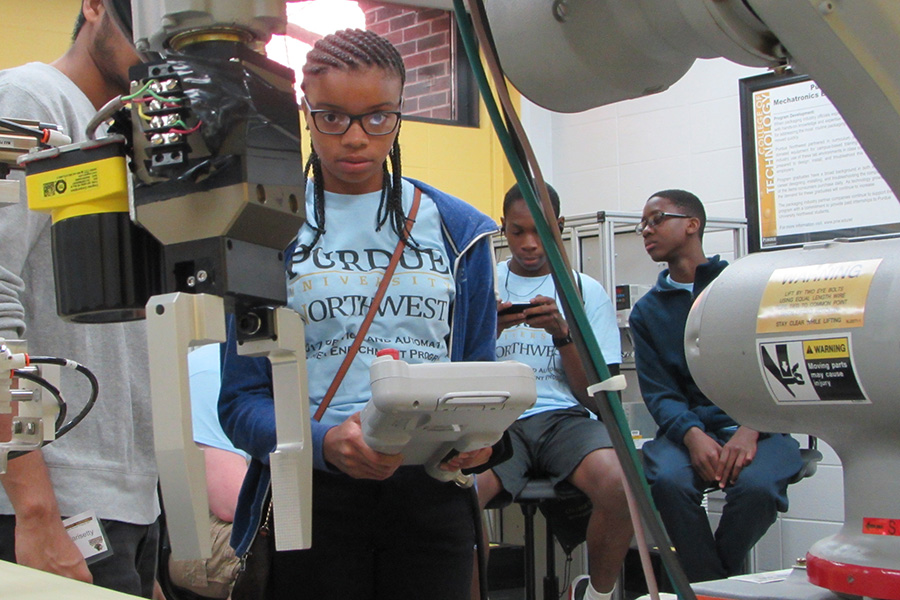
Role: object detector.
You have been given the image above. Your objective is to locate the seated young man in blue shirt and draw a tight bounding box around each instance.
[476,184,633,600]
[629,189,803,582]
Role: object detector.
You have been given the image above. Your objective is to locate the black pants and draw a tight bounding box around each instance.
[0,514,160,598]
[272,467,476,600]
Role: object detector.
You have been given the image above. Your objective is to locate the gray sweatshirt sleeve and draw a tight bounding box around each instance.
[0,77,59,339]
[0,263,26,339]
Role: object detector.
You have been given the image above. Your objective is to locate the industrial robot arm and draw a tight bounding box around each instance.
[126,0,312,560]
[15,0,312,560]
[392,0,900,203]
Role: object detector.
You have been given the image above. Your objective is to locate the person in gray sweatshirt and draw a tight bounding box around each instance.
[0,1,160,596]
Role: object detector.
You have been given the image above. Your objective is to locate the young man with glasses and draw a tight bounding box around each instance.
[629,189,803,583]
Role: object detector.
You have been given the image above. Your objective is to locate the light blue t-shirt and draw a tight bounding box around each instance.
[189,344,248,458]
[666,273,694,292]
[287,179,455,426]
[496,260,621,418]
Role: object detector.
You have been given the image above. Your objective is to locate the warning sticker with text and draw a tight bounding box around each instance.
[863,518,900,536]
[757,334,868,404]
[757,259,881,333]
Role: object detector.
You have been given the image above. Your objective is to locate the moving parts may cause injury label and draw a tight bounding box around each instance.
[756,259,881,333]
[758,334,868,403]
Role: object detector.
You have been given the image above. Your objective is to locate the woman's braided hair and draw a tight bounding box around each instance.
[295,28,411,262]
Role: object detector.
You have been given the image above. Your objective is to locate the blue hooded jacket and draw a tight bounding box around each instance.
[628,255,737,445]
[218,178,499,555]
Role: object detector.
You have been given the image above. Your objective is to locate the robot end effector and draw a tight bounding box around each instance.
[6,0,312,558]
[13,1,306,326]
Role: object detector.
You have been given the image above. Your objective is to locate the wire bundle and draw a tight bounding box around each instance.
[86,78,201,142]
[126,80,200,137]
[6,356,99,461]
[0,117,69,149]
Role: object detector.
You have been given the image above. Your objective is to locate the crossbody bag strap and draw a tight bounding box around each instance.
[313,187,422,422]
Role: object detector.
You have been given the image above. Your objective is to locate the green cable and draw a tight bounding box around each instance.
[121,80,153,101]
[453,3,696,599]
[452,0,643,485]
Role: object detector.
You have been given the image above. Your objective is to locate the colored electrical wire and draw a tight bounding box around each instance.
[88,80,184,139]
[131,101,199,137]
[126,81,195,137]
[170,122,202,135]
[144,88,183,104]
[121,80,154,102]
[135,101,153,124]
[123,80,184,105]
[130,95,182,109]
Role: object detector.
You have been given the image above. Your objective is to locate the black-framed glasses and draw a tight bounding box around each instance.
[307,108,402,136]
[635,211,692,235]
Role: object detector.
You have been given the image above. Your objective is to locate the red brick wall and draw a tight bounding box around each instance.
[359,1,456,121]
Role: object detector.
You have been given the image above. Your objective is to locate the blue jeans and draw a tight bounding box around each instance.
[642,431,802,582]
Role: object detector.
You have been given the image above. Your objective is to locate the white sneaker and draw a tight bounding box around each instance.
[569,574,590,600]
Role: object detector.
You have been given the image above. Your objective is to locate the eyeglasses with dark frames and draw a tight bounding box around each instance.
[307,108,402,136]
[635,211,692,235]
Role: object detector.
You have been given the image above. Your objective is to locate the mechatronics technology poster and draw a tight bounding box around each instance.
[739,71,900,252]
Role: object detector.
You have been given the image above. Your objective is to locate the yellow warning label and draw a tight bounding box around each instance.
[803,337,849,360]
[758,335,867,404]
[754,90,777,239]
[757,259,881,333]
[26,156,129,223]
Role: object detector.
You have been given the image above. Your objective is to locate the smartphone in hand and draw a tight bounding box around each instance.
[498,303,532,316]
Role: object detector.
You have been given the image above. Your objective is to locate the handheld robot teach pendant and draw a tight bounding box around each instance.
[360,349,537,487]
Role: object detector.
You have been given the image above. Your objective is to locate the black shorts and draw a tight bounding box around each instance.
[490,406,613,506]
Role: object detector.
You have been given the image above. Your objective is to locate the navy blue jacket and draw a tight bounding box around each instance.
[218,178,499,556]
[629,256,737,444]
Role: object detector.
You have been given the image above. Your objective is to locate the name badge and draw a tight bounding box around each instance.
[63,510,113,564]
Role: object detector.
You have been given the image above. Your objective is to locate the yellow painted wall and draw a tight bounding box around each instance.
[401,107,513,222]
[0,0,513,223]
[0,1,75,68]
